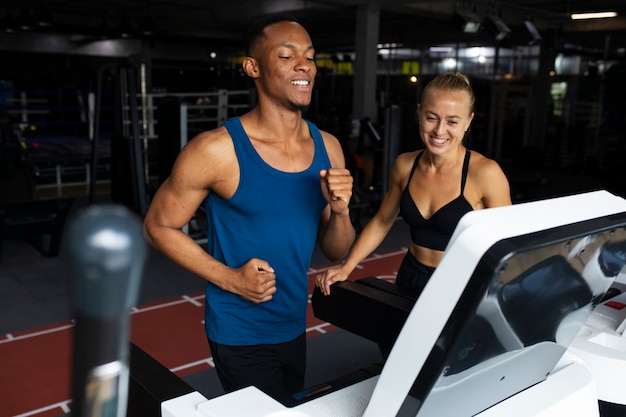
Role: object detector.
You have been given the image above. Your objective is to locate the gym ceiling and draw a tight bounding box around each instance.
[1,0,625,60]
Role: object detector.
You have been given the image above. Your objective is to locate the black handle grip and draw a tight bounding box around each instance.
[64,204,147,417]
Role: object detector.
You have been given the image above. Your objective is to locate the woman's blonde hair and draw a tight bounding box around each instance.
[421,71,475,113]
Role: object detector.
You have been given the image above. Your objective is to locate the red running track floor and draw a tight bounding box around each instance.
[0,249,405,417]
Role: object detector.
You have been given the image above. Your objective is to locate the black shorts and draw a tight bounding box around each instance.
[395,251,436,299]
[208,332,306,403]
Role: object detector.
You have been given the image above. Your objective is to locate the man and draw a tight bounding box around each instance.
[143,13,355,401]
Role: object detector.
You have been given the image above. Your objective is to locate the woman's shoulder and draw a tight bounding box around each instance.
[396,149,422,165]
[467,150,511,205]
[389,150,422,181]
[468,150,504,173]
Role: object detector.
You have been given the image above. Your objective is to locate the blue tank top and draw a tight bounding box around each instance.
[204,117,330,345]
[399,150,473,251]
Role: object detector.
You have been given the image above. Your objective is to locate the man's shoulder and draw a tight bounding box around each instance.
[310,123,337,144]
[189,124,232,147]
[181,124,236,165]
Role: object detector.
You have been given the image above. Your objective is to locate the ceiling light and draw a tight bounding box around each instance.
[1,11,16,33]
[140,15,156,36]
[429,46,454,53]
[17,8,35,30]
[521,20,542,45]
[34,8,54,27]
[501,19,542,47]
[571,11,618,20]
[118,19,134,38]
[452,11,481,33]
[482,15,511,41]
[443,58,457,70]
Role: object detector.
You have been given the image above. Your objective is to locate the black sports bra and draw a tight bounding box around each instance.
[399,150,473,251]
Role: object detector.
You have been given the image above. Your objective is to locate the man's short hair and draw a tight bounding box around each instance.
[245,13,302,57]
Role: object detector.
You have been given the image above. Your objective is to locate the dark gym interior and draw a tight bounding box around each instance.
[1,1,625,416]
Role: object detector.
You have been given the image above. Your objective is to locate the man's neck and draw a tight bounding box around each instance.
[242,107,306,143]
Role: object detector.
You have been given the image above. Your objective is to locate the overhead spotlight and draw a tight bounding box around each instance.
[429,46,454,53]
[118,18,134,38]
[140,15,156,36]
[571,11,617,20]
[452,10,481,33]
[1,11,17,33]
[522,20,541,45]
[504,20,542,47]
[17,8,35,30]
[482,15,511,41]
[34,7,54,27]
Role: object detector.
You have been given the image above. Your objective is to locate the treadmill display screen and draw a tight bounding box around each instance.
[399,216,626,417]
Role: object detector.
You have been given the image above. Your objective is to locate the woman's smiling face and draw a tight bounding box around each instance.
[417,88,474,153]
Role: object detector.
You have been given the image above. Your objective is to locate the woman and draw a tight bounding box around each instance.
[316,71,511,298]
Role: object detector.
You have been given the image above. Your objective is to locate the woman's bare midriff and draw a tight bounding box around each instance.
[409,243,444,268]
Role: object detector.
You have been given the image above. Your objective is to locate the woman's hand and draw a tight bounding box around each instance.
[315,266,351,296]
